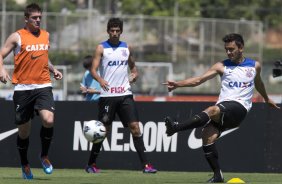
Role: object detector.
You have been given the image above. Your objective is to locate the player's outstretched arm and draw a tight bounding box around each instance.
[163,62,223,92]
[254,61,280,109]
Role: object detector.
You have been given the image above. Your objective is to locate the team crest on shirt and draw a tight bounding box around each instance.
[245,68,254,78]
[121,49,127,57]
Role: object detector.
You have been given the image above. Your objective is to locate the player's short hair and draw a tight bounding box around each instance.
[107,18,123,32]
[24,3,42,17]
[82,55,93,70]
[222,33,244,48]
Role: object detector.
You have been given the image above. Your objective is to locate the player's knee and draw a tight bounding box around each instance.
[129,122,141,137]
[132,131,141,137]
[205,106,221,121]
[17,122,31,138]
[18,129,30,139]
[102,114,110,124]
[205,106,220,116]
[202,135,217,145]
[42,115,54,127]
[18,131,30,139]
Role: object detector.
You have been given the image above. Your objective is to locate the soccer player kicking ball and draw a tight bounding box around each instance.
[163,33,280,183]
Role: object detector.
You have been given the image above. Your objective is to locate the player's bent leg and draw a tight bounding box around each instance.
[164,111,211,136]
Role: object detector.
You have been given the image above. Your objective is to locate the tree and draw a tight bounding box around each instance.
[120,0,282,28]
[120,0,201,17]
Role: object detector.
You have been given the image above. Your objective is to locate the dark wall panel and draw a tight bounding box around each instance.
[0,101,281,172]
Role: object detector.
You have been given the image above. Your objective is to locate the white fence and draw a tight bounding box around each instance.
[0,12,264,96]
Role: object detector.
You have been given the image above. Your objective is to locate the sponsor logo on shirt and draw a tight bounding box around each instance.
[31,53,44,60]
[26,44,48,51]
[228,81,253,88]
[108,60,128,66]
[110,87,125,93]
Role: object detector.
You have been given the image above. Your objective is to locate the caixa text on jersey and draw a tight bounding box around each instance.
[108,60,128,66]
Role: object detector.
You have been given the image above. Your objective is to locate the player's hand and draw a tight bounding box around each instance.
[266,98,281,110]
[162,80,178,92]
[99,79,110,91]
[129,72,138,83]
[0,67,11,84]
[53,68,63,80]
[80,85,87,94]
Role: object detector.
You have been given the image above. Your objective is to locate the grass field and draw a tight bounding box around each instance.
[0,167,282,184]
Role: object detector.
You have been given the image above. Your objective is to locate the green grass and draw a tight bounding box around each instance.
[0,167,282,184]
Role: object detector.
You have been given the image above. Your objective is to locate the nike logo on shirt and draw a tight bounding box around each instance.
[31,53,44,60]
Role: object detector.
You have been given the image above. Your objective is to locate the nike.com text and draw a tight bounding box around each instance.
[73,121,177,152]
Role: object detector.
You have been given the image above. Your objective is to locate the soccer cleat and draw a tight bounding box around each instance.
[164,116,178,136]
[40,156,53,174]
[21,164,33,180]
[85,163,100,173]
[207,174,224,183]
[143,163,157,173]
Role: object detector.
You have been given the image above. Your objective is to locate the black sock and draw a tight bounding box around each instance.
[203,143,222,176]
[176,112,210,131]
[88,141,103,165]
[40,126,53,157]
[133,135,148,166]
[17,135,29,165]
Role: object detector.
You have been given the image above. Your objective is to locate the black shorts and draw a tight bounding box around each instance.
[98,95,139,127]
[210,101,247,132]
[13,87,55,125]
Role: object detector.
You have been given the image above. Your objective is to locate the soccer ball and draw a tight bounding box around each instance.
[83,120,106,143]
